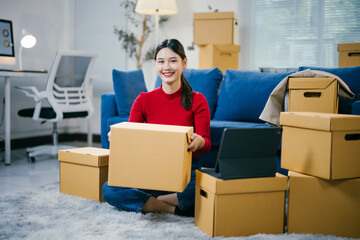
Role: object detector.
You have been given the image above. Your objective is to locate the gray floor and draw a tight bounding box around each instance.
[0,141,101,195]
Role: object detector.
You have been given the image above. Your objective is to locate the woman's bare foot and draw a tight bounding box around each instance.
[157,193,178,206]
[142,196,175,214]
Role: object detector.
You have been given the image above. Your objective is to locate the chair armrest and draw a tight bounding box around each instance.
[15,86,59,121]
[352,100,360,115]
[14,86,47,102]
[101,93,118,148]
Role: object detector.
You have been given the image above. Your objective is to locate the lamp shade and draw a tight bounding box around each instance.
[135,0,178,15]
[20,35,37,48]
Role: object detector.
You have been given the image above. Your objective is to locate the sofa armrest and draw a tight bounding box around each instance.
[352,100,360,115]
[101,93,117,149]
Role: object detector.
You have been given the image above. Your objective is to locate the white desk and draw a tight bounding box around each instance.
[1,70,48,165]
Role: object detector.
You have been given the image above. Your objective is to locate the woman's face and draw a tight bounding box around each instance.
[155,47,187,86]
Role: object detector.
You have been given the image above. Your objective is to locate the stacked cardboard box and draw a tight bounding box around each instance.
[338,43,360,67]
[193,12,240,73]
[287,77,339,114]
[280,112,360,238]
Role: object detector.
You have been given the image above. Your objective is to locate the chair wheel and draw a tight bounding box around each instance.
[28,156,35,163]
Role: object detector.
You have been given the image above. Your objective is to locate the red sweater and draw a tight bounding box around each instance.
[129,86,211,158]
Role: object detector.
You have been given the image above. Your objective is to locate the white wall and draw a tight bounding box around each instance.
[1,0,243,141]
[74,0,128,135]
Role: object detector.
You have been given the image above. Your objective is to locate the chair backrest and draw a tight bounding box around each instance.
[45,50,97,116]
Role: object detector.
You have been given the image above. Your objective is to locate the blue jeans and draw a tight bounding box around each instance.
[102,158,200,213]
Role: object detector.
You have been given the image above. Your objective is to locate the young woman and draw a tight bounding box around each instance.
[102,39,211,216]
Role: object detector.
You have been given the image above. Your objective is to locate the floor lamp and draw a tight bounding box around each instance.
[135,0,178,44]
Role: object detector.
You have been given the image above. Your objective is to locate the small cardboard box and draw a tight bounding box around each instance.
[280,112,360,180]
[338,43,360,67]
[199,44,240,73]
[194,170,287,237]
[194,12,239,45]
[287,171,360,238]
[288,77,339,113]
[108,122,193,192]
[58,147,109,202]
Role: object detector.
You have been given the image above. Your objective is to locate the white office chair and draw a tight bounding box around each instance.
[15,50,97,162]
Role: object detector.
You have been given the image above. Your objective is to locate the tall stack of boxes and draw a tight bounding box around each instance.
[194,66,359,237]
[278,43,360,238]
[280,112,360,238]
[193,12,240,73]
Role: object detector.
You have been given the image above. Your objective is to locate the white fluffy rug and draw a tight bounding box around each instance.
[0,183,357,240]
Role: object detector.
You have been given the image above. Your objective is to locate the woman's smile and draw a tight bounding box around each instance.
[163,71,175,78]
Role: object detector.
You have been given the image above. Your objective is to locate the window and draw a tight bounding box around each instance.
[249,0,360,70]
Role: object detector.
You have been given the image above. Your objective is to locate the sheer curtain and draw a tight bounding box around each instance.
[239,0,360,70]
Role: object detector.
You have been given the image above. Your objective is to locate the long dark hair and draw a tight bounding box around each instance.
[154,39,193,110]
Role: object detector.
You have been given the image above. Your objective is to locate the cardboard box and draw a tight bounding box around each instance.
[288,77,339,113]
[280,112,360,180]
[194,12,239,45]
[338,43,360,67]
[194,170,287,237]
[58,147,109,202]
[287,171,360,238]
[199,44,240,73]
[108,122,193,192]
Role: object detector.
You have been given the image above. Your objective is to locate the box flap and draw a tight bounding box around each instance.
[338,43,360,52]
[58,147,109,167]
[111,122,193,134]
[288,171,313,178]
[214,44,240,52]
[288,77,336,90]
[280,112,360,131]
[198,170,287,194]
[194,12,238,20]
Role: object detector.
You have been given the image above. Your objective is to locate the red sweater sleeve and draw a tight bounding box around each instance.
[192,93,211,157]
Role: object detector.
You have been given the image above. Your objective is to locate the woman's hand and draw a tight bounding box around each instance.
[187,133,205,152]
[107,131,111,142]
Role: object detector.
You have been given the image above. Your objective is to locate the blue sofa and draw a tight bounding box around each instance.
[101,66,360,173]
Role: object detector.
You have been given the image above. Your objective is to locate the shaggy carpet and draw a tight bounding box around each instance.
[0,183,357,240]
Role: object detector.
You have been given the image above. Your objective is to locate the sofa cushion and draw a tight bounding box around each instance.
[298,66,360,114]
[352,100,360,115]
[154,68,223,118]
[213,70,293,122]
[101,93,117,149]
[298,66,360,92]
[102,116,129,149]
[107,116,129,128]
[112,69,147,118]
